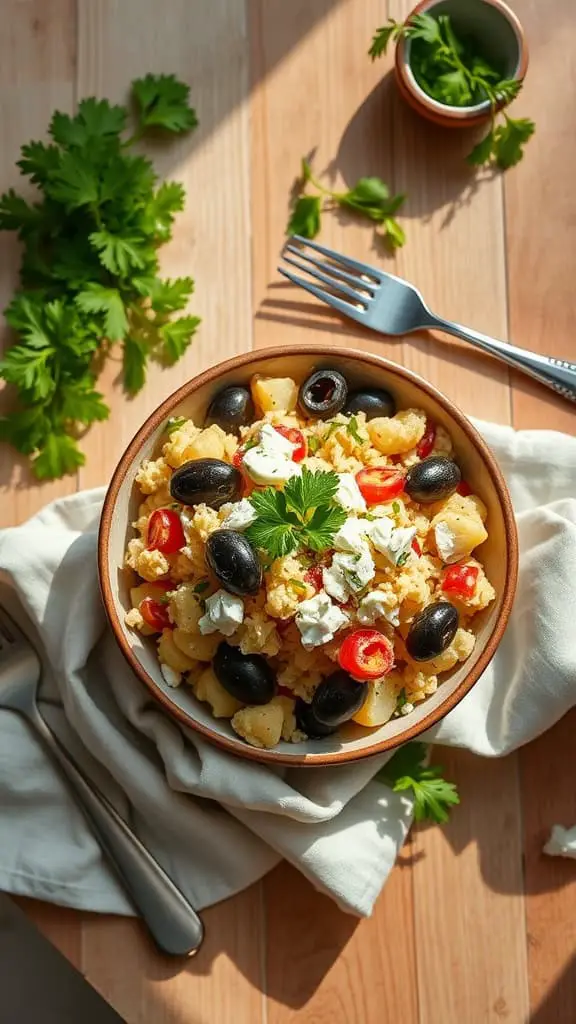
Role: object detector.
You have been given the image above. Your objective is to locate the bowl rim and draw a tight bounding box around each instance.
[98,345,519,767]
[395,0,529,121]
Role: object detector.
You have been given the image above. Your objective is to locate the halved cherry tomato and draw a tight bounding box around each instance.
[277,684,296,698]
[274,425,307,462]
[140,597,172,631]
[304,566,324,592]
[442,564,479,600]
[355,467,405,504]
[147,508,185,554]
[417,419,436,459]
[457,480,472,497]
[411,538,422,557]
[338,629,395,681]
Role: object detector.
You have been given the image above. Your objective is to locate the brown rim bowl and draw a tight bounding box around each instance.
[98,346,518,767]
[395,0,529,129]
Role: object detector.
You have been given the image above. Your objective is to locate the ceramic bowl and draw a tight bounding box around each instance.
[395,0,528,128]
[98,346,518,766]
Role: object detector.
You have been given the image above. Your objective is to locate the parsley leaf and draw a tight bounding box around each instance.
[0,74,200,479]
[158,316,201,364]
[368,20,405,59]
[376,742,460,824]
[287,195,322,238]
[75,284,128,340]
[246,469,346,559]
[493,117,536,169]
[132,74,198,133]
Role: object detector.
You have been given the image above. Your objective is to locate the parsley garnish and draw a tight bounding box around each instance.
[288,157,406,251]
[397,551,410,567]
[246,468,347,559]
[392,501,401,515]
[323,421,341,442]
[0,75,199,479]
[376,741,460,824]
[395,687,408,711]
[346,415,365,445]
[166,416,187,435]
[369,13,534,169]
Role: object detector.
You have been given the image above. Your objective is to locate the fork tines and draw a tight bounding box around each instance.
[279,235,380,320]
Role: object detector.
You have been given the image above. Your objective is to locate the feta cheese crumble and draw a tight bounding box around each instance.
[198,589,245,636]
[160,663,181,688]
[220,498,257,531]
[369,519,416,566]
[357,590,400,627]
[295,591,349,648]
[334,473,367,513]
[332,517,370,554]
[243,423,302,485]
[543,824,576,860]
[323,549,376,603]
[434,521,458,563]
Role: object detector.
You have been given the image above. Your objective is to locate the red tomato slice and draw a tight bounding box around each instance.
[147,508,185,554]
[274,425,307,462]
[411,538,422,557]
[355,467,405,504]
[304,566,324,592]
[417,419,436,459]
[457,480,472,497]
[442,564,479,600]
[140,597,172,631]
[338,629,395,681]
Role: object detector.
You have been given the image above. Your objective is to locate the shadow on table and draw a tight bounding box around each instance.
[530,956,576,1023]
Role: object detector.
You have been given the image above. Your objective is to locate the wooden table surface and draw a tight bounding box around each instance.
[1,1,575,1021]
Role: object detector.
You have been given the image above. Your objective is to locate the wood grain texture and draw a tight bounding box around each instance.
[0,0,574,1021]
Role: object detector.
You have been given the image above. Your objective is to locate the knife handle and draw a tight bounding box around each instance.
[30,709,204,957]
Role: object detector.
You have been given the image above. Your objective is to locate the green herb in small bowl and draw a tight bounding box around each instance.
[370,0,534,169]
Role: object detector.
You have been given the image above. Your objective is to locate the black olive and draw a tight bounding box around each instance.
[406,602,459,662]
[205,529,262,596]
[170,458,242,509]
[298,369,348,420]
[295,698,337,739]
[205,385,254,436]
[343,387,396,421]
[213,642,276,705]
[405,456,461,504]
[311,670,367,727]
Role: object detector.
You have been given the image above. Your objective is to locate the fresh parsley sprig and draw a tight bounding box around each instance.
[369,13,535,170]
[288,158,406,250]
[245,468,347,559]
[376,741,460,824]
[0,75,199,480]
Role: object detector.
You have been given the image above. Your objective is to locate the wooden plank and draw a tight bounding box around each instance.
[264,861,418,1024]
[504,0,576,435]
[12,896,82,970]
[0,0,77,527]
[519,712,576,1022]
[76,0,253,490]
[413,749,530,1023]
[81,885,264,1024]
[504,1,576,1017]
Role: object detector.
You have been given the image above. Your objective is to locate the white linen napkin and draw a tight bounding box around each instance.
[0,419,574,918]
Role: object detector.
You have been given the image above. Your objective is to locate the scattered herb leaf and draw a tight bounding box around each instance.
[346,415,365,445]
[392,501,401,515]
[307,435,322,455]
[0,75,199,479]
[193,579,210,594]
[376,741,460,824]
[166,416,187,435]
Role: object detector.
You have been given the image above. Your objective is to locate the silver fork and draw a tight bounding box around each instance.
[0,603,204,956]
[279,236,576,404]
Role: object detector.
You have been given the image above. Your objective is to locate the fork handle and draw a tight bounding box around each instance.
[30,709,204,956]
[431,316,576,404]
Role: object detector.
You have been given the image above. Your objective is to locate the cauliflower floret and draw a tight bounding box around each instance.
[162,420,202,468]
[265,555,313,618]
[125,537,145,570]
[192,503,222,541]
[428,628,476,673]
[368,409,427,455]
[234,610,281,657]
[136,548,171,582]
[403,666,439,700]
[135,457,172,495]
[430,424,454,458]
[231,702,284,749]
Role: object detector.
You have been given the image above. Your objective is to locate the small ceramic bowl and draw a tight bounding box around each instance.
[98,346,518,767]
[395,0,528,128]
